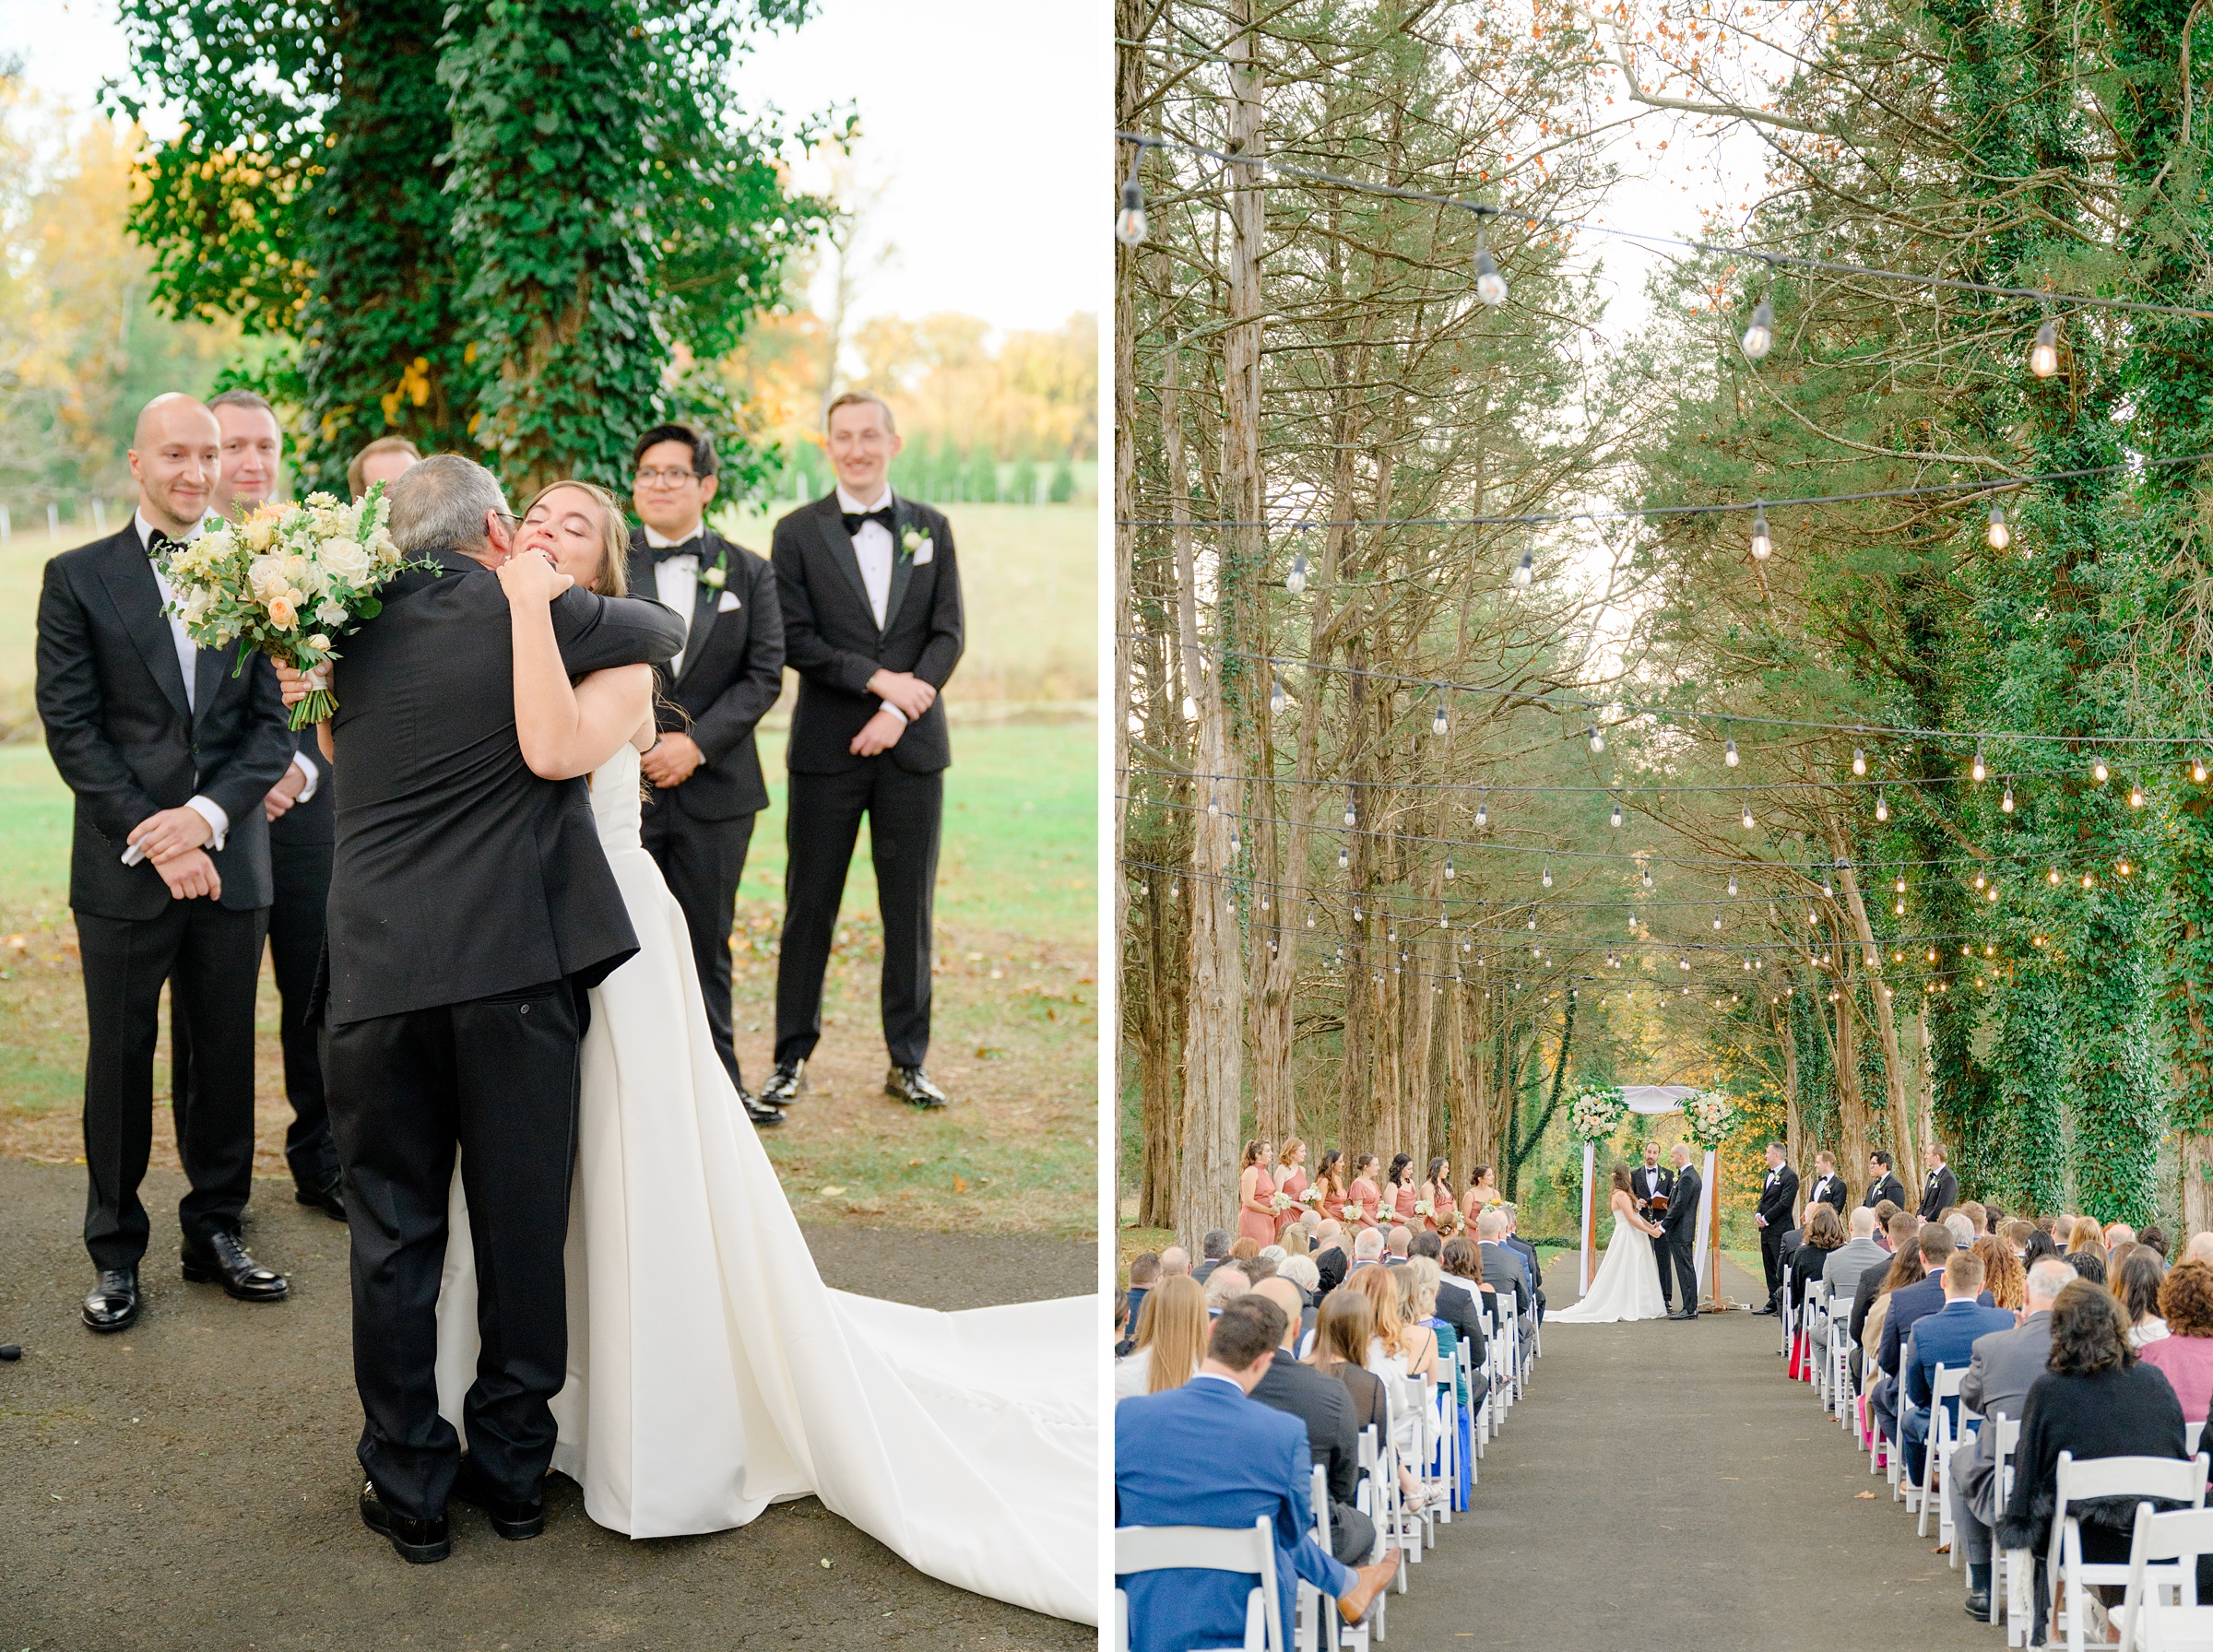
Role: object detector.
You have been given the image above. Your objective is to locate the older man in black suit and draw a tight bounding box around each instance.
[622,423,786,1127]
[36,393,298,1334]
[761,392,963,1112]
[279,454,684,1563]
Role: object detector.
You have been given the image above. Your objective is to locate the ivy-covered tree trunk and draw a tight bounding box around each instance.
[1990,970,2067,1214]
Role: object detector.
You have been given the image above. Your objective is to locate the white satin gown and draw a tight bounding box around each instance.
[433,744,1098,1623]
[1547,1198,1669,1324]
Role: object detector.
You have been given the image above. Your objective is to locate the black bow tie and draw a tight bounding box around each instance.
[648,536,703,564]
[841,505,894,537]
[146,529,177,558]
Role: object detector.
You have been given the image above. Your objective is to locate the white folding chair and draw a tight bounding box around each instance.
[1356,1425,1411,1596]
[2194,1422,2207,1461]
[1943,1398,1984,1563]
[2116,1503,2213,1651]
[2044,1452,2211,1652]
[1780,1262,1796,1356]
[1915,1363,1965,1535]
[1115,1516,1284,1652]
[1830,1310,1855,1426]
[1989,1413,2022,1636]
[1802,1281,1828,1390]
[1296,1462,1343,1652]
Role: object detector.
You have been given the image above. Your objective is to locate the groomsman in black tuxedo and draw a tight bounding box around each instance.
[1918,1140,1959,1221]
[762,391,964,1111]
[1863,1150,1907,1211]
[1751,1140,1799,1315]
[623,423,787,1128]
[183,388,347,1220]
[1805,1150,1849,1217]
[35,393,298,1332]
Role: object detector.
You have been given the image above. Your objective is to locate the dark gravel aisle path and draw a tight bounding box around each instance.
[0,1160,1093,1651]
[1378,1253,2001,1651]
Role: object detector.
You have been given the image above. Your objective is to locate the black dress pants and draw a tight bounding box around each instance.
[323,981,580,1521]
[76,900,267,1271]
[1760,1222,1787,1306]
[775,761,941,1070]
[1663,1233,1699,1307]
[641,797,754,1091]
[171,837,337,1194]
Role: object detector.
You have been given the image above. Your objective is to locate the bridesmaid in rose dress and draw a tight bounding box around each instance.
[1387,1153,1420,1229]
[1419,1156,1454,1233]
[1461,1162,1500,1228]
[1315,1150,1349,1225]
[1347,1154,1383,1233]
[1272,1139,1309,1241]
[1237,1139,1279,1247]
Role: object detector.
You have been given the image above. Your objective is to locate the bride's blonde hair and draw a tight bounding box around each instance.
[522,479,630,596]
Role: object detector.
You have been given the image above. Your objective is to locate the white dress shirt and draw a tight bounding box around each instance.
[834,483,905,724]
[645,519,704,678]
[129,509,231,857]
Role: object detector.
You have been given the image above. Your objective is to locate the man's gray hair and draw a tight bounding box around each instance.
[2026,1257,2077,1304]
[1278,1253,1320,1292]
[385,453,509,555]
[1945,1213,1975,1248]
[1203,1266,1249,1307]
[1353,1228,1385,1260]
[1850,1207,1879,1237]
[1477,1209,1509,1240]
[1200,1228,1231,1259]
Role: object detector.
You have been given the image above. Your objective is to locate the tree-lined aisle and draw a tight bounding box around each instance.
[1389,1258,1993,1651]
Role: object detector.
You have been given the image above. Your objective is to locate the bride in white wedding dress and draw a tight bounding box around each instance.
[431,483,1095,1624]
[1548,1163,1669,1324]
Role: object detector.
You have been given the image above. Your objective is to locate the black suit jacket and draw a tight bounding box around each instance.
[1661,1166,1701,1245]
[1919,1165,1958,1221]
[1757,1164,1799,1230]
[1864,1174,1908,1210]
[1250,1355,1361,1508]
[322,549,686,1024]
[269,726,335,846]
[37,525,295,918]
[1434,1276,1488,1363]
[771,493,962,774]
[1630,1165,1674,1214]
[1805,1172,1849,1214]
[624,527,784,820]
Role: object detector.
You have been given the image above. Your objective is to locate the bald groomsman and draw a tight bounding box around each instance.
[37,393,296,1332]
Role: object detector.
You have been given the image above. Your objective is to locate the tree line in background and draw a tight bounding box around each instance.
[1118,0,2213,1245]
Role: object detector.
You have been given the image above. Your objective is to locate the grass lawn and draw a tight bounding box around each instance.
[0,500,1099,1238]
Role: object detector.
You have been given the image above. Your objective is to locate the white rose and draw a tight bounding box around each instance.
[319,538,373,585]
[315,600,349,628]
[247,555,289,597]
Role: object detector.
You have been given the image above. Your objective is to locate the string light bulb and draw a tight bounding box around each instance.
[1742,798,1757,830]
[1852,747,1867,776]
[1433,701,1449,737]
[1542,862,1554,889]
[1473,233,1509,306]
[2002,783,2015,813]
[1712,907,1723,930]
[2196,757,2209,785]
[1337,844,1349,870]
[1207,793,1220,818]
[1181,693,1198,723]
[2131,779,2146,808]
[1986,502,2011,550]
[1749,508,1772,561]
[1742,297,1775,360]
[1728,874,1739,896]
[1343,796,1357,827]
[1724,735,1740,767]
[1876,790,1889,821]
[1444,856,1455,881]
[1116,176,1148,247]
[2030,319,2060,379]
[1971,742,1986,783]
[1611,796,1624,829]
[1512,548,1533,588]
[1588,724,1604,754]
[1285,549,1308,595]
[2094,755,2111,784]
[1269,675,1284,716]
[1641,864,1653,889]
[1476,795,1488,829]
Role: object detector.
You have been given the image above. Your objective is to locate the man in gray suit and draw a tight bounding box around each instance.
[1826,1206,1890,1294]
[1477,1209,1533,1341]
[1953,1257,2074,1620]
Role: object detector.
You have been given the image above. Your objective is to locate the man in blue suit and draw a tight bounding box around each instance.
[1871,1224,1964,1447]
[1899,1249,2015,1481]
[1116,1295,1398,1652]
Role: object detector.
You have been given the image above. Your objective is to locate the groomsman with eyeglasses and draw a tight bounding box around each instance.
[760,391,964,1112]
[625,423,787,1129]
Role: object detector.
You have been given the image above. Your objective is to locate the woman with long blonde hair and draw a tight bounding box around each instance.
[1114,1274,1208,1398]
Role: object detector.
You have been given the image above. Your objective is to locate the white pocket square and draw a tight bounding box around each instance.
[913,541,933,564]
[716,591,742,612]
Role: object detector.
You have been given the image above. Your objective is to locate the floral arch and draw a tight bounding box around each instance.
[1568,1083,1738,1308]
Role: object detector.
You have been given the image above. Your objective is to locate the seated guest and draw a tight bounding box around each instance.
[1972,1234,2026,1315]
[2190,1231,2213,1268]
[1872,1198,1901,1229]
[1347,1228,1387,1272]
[2142,1260,2213,1424]
[2064,1217,2109,1284]
[1899,1250,2013,1481]
[1384,1225,1413,1264]
[1249,1278,1379,1569]
[1230,1236,1262,1268]
[1788,1204,1847,1307]
[1126,1252,1161,1344]
[1953,1258,2074,1619]
[2108,1221,2139,1254]
[1998,1279,2191,1643]
[2111,1239,2141,1281]
[1958,1199,1989,1236]
[1114,1295,1399,1651]
[1259,1244,1288,1269]
[2066,1247,2109,1287]
[1400,1259,1451,1394]
[1243,1255,1280,1285]
[1348,1266,1438,1510]
[1852,1210,1922,1364]
[1434,1238,1491,1400]
[1827,1207,1890,1301]
[1312,1221,1348,1292]
[1192,1230,1233,1283]
[1278,1254,1321,1351]
[2023,1227,2064,1269]
[1870,1225,1958,1445]
[1476,1208,1534,1326]
[1160,1245,1190,1278]
[1944,1211,1975,1250]
[1118,1274,1208,1399]
[2112,1246,2170,1349]
[2141,1224,2172,1260]
[2002,1219,2039,1260]
[1204,1267,1250,1313]
[1308,1290,1391,1459]
[1116,1291,1131,1358]
[1500,1206,1546,1319]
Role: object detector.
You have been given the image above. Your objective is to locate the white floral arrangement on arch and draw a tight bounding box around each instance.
[1684,1088,1739,1150]
[1567,1080,1629,1143]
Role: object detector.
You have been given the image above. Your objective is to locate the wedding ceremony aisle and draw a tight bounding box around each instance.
[0,1159,1092,1649]
[1383,1253,1998,1651]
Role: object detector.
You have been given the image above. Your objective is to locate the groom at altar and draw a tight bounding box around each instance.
[1659,1144,1701,1319]
[623,422,787,1128]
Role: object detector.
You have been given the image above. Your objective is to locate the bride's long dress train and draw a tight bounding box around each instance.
[1547,1206,1669,1324]
[433,745,1095,1623]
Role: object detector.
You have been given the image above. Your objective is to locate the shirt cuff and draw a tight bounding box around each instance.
[291,752,319,803]
[880,701,907,726]
[186,795,231,851]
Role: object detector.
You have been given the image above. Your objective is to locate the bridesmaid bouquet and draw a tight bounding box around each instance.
[1343,1200,1365,1223]
[1270,1191,1294,1214]
[160,483,408,729]
[1414,1197,1435,1221]
[1299,1185,1323,1209]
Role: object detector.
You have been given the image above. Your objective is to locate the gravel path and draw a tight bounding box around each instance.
[0,1160,1095,1650]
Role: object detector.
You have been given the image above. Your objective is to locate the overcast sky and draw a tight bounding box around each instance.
[0,0,1104,337]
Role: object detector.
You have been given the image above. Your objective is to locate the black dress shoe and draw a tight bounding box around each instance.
[452,1455,545,1540]
[1963,1589,1991,1621]
[757,1059,805,1107]
[360,1480,450,1564]
[294,1180,348,1221]
[885,1065,950,1109]
[181,1232,290,1303]
[1669,1309,1699,1320]
[739,1089,786,1128]
[1753,1304,1779,1316]
[82,1268,140,1334]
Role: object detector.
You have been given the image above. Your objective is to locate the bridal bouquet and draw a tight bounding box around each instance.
[1684,1089,1739,1149]
[160,483,408,729]
[1567,1080,1629,1143]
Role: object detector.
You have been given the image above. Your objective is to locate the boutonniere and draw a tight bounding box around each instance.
[900,526,934,565]
[700,562,727,589]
